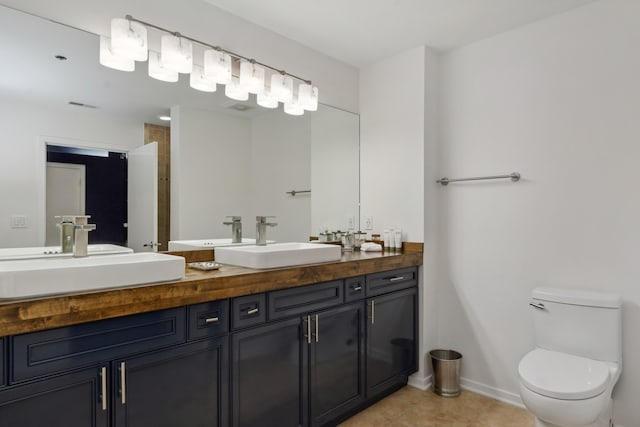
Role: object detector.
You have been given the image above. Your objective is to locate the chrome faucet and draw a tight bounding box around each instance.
[56,216,75,253]
[255,216,277,246]
[223,216,243,243]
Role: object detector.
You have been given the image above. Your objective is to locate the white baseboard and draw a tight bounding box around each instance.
[408,373,431,391]
[459,377,526,409]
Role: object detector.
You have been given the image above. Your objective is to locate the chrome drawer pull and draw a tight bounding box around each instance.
[120,362,126,404]
[352,286,362,291]
[529,302,546,310]
[246,308,259,315]
[388,276,404,282]
[205,317,219,323]
[100,366,107,411]
[371,301,375,325]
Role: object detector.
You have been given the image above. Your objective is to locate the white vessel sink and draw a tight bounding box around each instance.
[215,242,342,269]
[168,238,274,251]
[0,244,133,261]
[0,252,185,300]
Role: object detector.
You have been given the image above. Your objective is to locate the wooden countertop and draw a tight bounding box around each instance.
[0,248,423,336]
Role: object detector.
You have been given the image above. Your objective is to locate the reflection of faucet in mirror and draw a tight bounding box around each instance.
[223,216,243,243]
[256,216,277,246]
[56,215,96,257]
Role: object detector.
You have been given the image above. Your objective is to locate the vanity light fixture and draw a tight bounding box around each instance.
[99,15,318,115]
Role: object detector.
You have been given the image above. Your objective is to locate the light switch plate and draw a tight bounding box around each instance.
[10,215,27,228]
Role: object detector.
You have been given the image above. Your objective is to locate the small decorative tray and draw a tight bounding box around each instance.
[188,261,222,271]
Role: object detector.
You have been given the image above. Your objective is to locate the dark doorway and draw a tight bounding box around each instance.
[46,145,128,246]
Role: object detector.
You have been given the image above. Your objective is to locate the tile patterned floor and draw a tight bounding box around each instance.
[338,386,535,427]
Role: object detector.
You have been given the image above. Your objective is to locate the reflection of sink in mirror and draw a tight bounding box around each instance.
[0,244,133,261]
[0,253,185,300]
[168,239,275,251]
[215,242,342,269]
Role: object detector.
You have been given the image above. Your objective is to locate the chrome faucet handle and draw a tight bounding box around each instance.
[256,216,277,226]
[223,215,242,225]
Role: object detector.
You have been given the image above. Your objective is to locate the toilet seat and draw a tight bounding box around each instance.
[518,348,610,400]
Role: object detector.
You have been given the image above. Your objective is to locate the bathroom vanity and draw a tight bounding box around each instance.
[0,249,421,426]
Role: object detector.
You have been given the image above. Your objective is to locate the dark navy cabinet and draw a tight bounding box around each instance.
[366,287,418,399]
[231,317,307,427]
[1,266,419,427]
[0,365,109,427]
[309,302,365,427]
[113,337,228,427]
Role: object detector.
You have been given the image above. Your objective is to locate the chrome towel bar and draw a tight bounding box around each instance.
[436,172,520,186]
[286,189,311,196]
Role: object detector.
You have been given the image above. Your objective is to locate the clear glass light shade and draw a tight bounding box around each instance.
[270,74,293,103]
[298,84,319,111]
[110,18,148,61]
[190,65,216,92]
[239,61,265,94]
[99,36,135,72]
[284,99,304,116]
[257,89,278,109]
[203,50,232,84]
[148,51,179,82]
[225,77,249,101]
[161,34,193,73]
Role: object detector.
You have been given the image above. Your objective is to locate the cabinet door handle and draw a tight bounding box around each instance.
[246,308,259,315]
[352,285,362,291]
[120,362,126,404]
[388,276,404,282]
[205,317,219,323]
[100,366,107,411]
[371,300,375,325]
[305,315,311,344]
[315,314,319,343]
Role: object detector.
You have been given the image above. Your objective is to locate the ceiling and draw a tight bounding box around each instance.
[204,0,599,67]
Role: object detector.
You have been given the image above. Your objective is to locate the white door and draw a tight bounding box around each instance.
[128,142,158,252]
[46,162,85,246]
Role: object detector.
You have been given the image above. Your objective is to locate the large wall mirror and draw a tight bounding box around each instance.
[0,5,359,250]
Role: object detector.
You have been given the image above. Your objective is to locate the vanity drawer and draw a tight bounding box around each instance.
[366,267,418,297]
[0,337,5,388]
[11,307,186,383]
[232,294,266,330]
[188,300,229,340]
[268,280,344,320]
[345,276,365,302]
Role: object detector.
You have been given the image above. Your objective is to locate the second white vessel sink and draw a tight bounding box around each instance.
[168,238,274,251]
[214,242,342,269]
[0,252,185,300]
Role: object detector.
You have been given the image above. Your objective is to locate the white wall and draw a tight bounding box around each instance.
[360,46,440,387]
[251,111,311,242]
[310,106,359,235]
[0,100,141,247]
[1,0,359,113]
[170,105,253,240]
[439,1,640,425]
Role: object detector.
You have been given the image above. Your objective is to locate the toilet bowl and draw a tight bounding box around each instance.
[518,287,622,427]
[518,348,618,427]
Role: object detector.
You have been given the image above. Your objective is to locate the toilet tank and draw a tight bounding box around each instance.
[531,287,622,363]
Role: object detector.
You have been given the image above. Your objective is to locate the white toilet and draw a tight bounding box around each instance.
[518,287,622,427]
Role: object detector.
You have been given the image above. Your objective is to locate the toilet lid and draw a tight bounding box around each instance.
[518,348,610,400]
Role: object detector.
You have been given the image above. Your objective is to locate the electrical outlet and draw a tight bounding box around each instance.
[365,216,373,230]
[10,215,27,228]
[347,216,355,229]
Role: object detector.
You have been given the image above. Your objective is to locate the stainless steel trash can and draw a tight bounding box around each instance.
[429,349,462,397]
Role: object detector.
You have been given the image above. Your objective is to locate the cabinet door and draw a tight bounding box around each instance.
[113,337,228,427]
[0,366,109,427]
[366,287,418,398]
[309,302,365,427]
[232,317,307,427]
